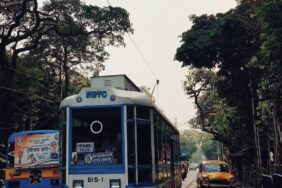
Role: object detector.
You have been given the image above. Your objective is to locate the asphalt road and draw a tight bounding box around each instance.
[181,169,198,188]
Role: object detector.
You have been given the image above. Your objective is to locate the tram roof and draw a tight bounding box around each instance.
[60,87,179,133]
[60,86,153,107]
[61,75,179,132]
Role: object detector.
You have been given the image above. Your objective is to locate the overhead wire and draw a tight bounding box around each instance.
[2,0,160,104]
[105,0,159,81]
[0,85,57,103]
[4,66,67,88]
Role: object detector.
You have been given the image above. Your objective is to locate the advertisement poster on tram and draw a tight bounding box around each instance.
[14,133,59,168]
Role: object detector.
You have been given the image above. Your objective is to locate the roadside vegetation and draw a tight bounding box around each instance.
[0,0,132,145]
[176,0,282,175]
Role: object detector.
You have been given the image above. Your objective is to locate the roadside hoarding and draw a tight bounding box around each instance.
[14,133,59,169]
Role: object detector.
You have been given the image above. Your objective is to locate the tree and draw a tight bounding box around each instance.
[184,68,242,146]
[184,68,216,130]
[31,0,133,98]
[0,0,57,132]
[180,133,198,158]
[256,0,282,171]
[175,0,265,171]
[202,139,217,160]
[0,0,132,143]
[176,13,256,132]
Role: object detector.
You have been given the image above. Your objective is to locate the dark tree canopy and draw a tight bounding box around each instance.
[0,0,132,144]
[175,4,259,148]
[176,0,282,173]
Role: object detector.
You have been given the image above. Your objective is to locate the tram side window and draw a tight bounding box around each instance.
[59,108,66,170]
[127,121,136,184]
[137,123,152,182]
[136,106,150,119]
[71,108,122,166]
[137,124,151,164]
[155,127,162,165]
[166,136,171,165]
[154,126,164,183]
[127,105,134,120]
[162,132,167,164]
[59,108,67,184]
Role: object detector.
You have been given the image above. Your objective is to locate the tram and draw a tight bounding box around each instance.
[59,75,181,188]
[4,130,60,188]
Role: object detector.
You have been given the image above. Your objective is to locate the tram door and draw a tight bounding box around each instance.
[127,105,153,186]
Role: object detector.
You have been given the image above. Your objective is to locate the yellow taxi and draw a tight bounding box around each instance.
[196,160,235,188]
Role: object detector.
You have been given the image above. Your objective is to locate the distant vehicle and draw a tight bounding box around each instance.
[181,167,187,181]
[4,130,60,188]
[180,152,189,164]
[196,160,235,188]
[189,163,199,170]
[180,152,189,170]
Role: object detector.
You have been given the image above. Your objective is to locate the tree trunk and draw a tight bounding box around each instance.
[63,46,69,98]
[249,76,262,173]
[59,60,63,101]
[272,101,278,172]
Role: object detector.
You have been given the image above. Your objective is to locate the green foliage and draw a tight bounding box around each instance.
[212,103,236,136]
[257,0,282,96]
[177,0,282,170]
[30,0,133,97]
[202,139,217,160]
[180,133,198,158]
[175,2,261,150]
[0,0,132,143]
[184,68,216,97]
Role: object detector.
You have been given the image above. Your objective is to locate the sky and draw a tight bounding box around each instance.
[85,0,237,131]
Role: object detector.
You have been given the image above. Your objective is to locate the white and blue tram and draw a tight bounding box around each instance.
[59,75,181,188]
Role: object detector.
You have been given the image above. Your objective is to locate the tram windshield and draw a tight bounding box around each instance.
[71,107,122,166]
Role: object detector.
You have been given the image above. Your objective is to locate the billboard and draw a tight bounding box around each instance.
[14,132,59,169]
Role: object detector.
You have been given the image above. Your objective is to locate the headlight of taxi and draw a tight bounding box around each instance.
[202,176,209,183]
[229,177,235,181]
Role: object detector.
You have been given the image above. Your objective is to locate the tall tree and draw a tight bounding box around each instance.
[0,0,57,132]
[0,0,132,143]
[180,134,197,158]
[175,0,263,171]
[256,0,282,171]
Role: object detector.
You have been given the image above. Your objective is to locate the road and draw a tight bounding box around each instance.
[181,169,198,188]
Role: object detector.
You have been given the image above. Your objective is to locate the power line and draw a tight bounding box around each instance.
[105,0,159,80]
[106,0,112,6]
[127,34,158,80]
[4,65,84,88]
[0,85,57,103]
[5,66,64,86]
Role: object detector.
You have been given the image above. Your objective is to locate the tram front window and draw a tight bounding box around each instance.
[71,107,122,166]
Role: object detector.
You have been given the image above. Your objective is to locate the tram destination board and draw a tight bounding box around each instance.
[75,152,117,165]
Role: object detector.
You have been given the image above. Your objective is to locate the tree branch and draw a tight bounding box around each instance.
[6,0,41,45]
[2,0,30,44]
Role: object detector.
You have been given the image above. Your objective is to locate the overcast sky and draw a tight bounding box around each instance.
[85,0,237,130]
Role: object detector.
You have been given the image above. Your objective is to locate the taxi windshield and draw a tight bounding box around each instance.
[204,164,229,173]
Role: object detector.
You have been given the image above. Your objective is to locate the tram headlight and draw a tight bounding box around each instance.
[73,180,84,188]
[110,179,121,188]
